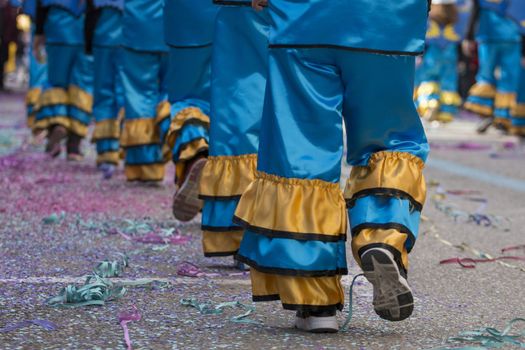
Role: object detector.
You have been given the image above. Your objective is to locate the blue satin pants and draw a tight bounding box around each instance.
[198,7,269,258]
[235,47,429,312]
[92,46,124,165]
[34,44,93,137]
[511,64,525,136]
[26,31,48,128]
[416,43,461,122]
[120,48,169,181]
[465,42,521,124]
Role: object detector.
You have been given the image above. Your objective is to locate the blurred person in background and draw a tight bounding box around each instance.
[33,0,93,160]
[415,0,470,124]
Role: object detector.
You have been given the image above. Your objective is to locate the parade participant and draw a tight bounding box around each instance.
[160,0,217,221]
[119,0,169,182]
[463,0,521,131]
[17,0,48,128]
[507,0,525,138]
[198,1,268,264]
[33,0,93,159]
[234,0,429,332]
[85,0,123,177]
[416,0,469,123]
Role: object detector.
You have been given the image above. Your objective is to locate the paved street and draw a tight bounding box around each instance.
[1,92,524,349]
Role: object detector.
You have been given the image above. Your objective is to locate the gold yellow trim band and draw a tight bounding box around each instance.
[26,87,42,106]
[166,107,210,149]
[199,154,257,198]
[440,91,462,106]
[124,163,165,182]
[351,228,409,269]
[494,92,516,109]
[179,138,209,162]
[234,171,347,238]
[344,151,426,208]
[35,88,69,111]
[120,118,160,147]
[468,83,496,99]
[202,231,243,256]
[68,85,93,113]
[464,101,493,117]
[512,103,525,117]
[33,116,88,137]
[250,269,344,308]
[92,119,121,141]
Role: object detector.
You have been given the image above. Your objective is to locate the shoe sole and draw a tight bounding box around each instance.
[361,248,414,322]
[172,158,206,222]
[295,317,339,333]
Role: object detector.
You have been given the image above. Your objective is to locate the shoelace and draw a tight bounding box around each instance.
[340,273,365,332]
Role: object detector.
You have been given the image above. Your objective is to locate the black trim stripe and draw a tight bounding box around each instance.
[235,254,348,277]
[213,0,252,6]
[233,216,347,243]
[121,45,169,55]
[204,250,238,257]
[269,44,423,57]
[201,225,243,232]
[282,303,344,313]
[357,242,407,276]
[168,43,213,49]
[170,118,210,134]
[253,295,280,302]
[346,188,423,212]
[198,194,242,201]
[351,222,416,253]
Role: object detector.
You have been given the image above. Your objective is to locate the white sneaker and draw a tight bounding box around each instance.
[295,315,339,333]
[360,247,414,321]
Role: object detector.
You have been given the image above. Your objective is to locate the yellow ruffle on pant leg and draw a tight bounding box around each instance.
[234,171,347,240]
[199,154,257,199]
[250,269,345,311]
[344,151,426,270]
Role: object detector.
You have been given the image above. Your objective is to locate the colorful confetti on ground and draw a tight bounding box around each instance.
[1,93,525,349]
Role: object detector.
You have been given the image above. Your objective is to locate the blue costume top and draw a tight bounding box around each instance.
[506,0,525,35]
[41,0,85,45]
[122,0,167,52]
[92,0,123,46]
[21,0,37,19]
[477,0,520,42]
[267,0,428,55]
[163,0,218,47]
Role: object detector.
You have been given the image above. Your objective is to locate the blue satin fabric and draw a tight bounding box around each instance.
[163,0,218,47]
[162,46,212,162]
[22,0,37,19]
[239,230,347,273]
[96,139,120,154]
[466,42,521,119]
[44,7,84,45]
[477,9,520,42]
[209,7,269,157]
[42,0,85,16]
[93,45,123,158]
[94,0,123,10]
[28,32,48,116]
[507,0,525,35]
[349,196,420,251]
[122,0,167,52]
[37,45,93,130]
[416,44,460,115]
[125,145,164,165]
[258,48,428,184]
[514,67,525,127]
[93,8,122,47]
[120,48,169,168]
[202,199,241,229]
[267,0,427,54]
[479,0,508,15]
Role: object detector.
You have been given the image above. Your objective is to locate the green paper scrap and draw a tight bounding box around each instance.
[42,212,66,225]
[47,254,164,308]
[180,298,260,324]
[432,318,525,349]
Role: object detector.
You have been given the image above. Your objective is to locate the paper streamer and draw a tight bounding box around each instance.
[176,261,220,278]
[119,305,141,350]
[0,319,58,333]
[340,274,365,332]
[434,318,525,349]
[180,298,260,324]
[119,231,190,245]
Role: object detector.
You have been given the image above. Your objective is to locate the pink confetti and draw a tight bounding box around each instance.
[119,306,141,350]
